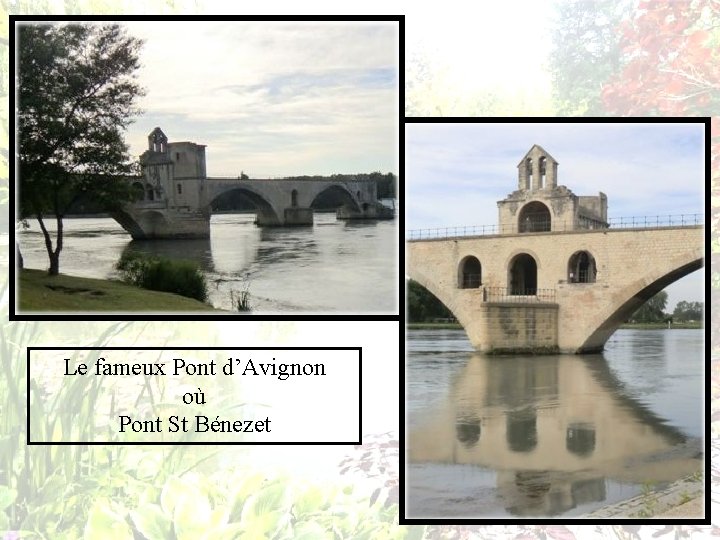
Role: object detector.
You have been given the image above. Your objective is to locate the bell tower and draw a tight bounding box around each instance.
[498,145,608,233]
[147,127,168,154]
[518,144,558,191]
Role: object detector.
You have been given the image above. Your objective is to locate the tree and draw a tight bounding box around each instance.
[672,300,703,322]
[550,0,631,115]
[407,279,454,323]
[629,290,668,323]
[18,24,144,275]
[601,1,720,117]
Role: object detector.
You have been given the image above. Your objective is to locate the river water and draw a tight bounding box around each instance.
[406,328,704,518]
[17,214,397,313]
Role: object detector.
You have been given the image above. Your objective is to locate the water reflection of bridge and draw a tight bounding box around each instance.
[407,353,701,517]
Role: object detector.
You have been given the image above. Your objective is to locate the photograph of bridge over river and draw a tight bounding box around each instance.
[403,120,706,521]
[13,18,400,315]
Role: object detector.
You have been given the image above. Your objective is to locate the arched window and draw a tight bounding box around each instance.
[508,253,537,295]
[566,423,596,457]
[539,156,547,188]
[518,201,551,232]
[145,183,155,201]
[526,157,533,188]
[456,413,481,448]
[458,256,482,288]
[506,408,537,453]
[291,189,298,207]
[568,251,597,283]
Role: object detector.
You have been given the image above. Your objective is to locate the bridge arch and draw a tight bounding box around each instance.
[458,255,482,289]
[406,271,466,329]
[518,201,551,233]
[310,184,361,212]
[143,210,168,235]
[208,187,280,225]
[576,248,703,352]
[112,209,170,239]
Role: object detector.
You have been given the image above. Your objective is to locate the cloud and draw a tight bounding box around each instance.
[406,122,705,230]
[120,21,398,176]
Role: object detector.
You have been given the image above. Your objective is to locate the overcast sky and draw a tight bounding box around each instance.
[406,122,706,309]
[121,20,398,178]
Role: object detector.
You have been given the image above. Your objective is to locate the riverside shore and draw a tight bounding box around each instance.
[585,475,704,518]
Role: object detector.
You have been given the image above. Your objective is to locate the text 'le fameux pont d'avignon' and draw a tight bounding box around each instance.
[62,356,328,435]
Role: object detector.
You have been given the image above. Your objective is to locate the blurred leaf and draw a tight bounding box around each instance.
[228,473,267,521]
[292,486,328,519]
[199,522,245,540]
[292,521,334,540]
[403,525,427,540]
[160,475,185,516]
[129,504,172,540]
[83,500,133,540]
[173,484,212,540]
[239,481,292,538]
[0,485,17,510]
[241,481,289,519]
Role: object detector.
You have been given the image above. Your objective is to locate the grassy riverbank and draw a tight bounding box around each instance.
[619,321,702,329]
[18,269,221,312]
[408,321,702,330]
[407,322,463,330]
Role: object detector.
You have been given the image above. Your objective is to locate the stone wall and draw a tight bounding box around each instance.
[577,193,608,223]
[480,303,558,353]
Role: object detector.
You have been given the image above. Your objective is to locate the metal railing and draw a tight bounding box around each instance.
[406,213,703,241]
[482,287,557,303]
[460,273,482,289]
[606,214,702,228]
[206,176,376,182]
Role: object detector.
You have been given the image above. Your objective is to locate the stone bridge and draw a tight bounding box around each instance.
[407,225,703,354]
[112,128,392,239]
[406,144,704,354]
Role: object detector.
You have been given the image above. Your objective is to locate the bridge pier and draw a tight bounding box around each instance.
[112,207,210,240]
[477,302,559,354]
[283,207,313,226]
[336,201,394,221]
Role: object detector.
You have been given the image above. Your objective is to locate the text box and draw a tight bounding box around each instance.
[28,347,361,445]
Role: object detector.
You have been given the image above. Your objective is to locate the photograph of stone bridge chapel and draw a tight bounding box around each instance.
[407,130,704,354]
[404,122,705,520]
[15,19,399,314]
